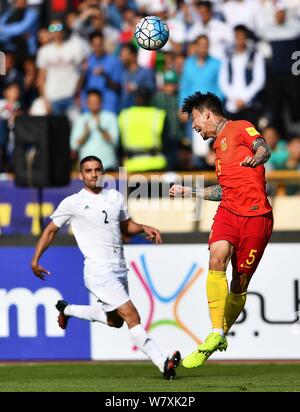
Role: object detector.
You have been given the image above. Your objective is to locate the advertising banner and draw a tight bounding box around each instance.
[0,246,90,360]
[93,244,300,360]
[0,244,299,360]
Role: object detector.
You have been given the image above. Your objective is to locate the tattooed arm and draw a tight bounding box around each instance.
[170,184,222,201]
[240,137,271,168]
[192,185,222,201]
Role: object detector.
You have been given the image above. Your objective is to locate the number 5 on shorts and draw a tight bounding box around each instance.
[246,249,257,265]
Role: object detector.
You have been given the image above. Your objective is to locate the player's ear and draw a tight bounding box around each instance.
[79,172,83,181]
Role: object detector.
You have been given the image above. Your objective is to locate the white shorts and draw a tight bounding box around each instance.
[84,271,130,312]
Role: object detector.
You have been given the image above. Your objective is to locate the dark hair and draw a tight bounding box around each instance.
[135,86,153,105]
[121,42,138,56]
[4,81,20,91]
[80,156,103,171]
[89,30,103,43]
[195,34,209,43]
[87,89,102,98]
[196,1,212,11]
[181,92,224,116]
[234,24,250,36]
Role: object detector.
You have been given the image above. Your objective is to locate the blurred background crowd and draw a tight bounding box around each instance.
[0,0,299,179]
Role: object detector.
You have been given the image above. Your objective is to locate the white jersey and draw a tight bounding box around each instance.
[50,188,130,275]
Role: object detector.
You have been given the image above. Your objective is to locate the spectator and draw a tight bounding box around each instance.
[179,35,223,106]
[36,19,84,115]
[220,0,264,37]
[118,87,167,172]
[219,25,266,127]
[152,70,185,170]
[285,137,300,194]
[120,43,155,109]
[262,126,289,170]
[259,5,300,136]
[188,1,234,60]
[70,89,119,171]
[179,34,222,155]
[286,137,300,171]
[81,31,123,114]
[173,51,186,77]
[0,82,21,171]
[118,8,138,46]
[0,0,39,65]
[37,26,51,47]
[22,57,39,111]
[107,0,137,30]
[0,51,23,97]
[65,10,91,60]
[71,5,119,53]
[148,3,186,54]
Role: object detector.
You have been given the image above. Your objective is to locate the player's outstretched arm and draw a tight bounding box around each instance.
[31,221,60,280]
[241,138,271,167]
[170,184,222,201]
[169,185,192,198]
[200,185,223,201]
[120,218,162,244]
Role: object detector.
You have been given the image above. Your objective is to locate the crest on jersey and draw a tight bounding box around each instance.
[245,127,259,137]
[220,138,227,151]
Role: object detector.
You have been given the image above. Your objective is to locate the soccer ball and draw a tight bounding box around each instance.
[134,16,169,51]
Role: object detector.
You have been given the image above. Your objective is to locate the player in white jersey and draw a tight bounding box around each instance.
[31,155,180,379]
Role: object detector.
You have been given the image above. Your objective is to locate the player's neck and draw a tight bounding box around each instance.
[215,118,229,137]
[84,186,102,195]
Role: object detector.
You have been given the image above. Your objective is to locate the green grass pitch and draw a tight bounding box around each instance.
[0,362,299,392]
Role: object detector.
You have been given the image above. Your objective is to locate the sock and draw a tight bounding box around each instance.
[206,270,228,332]
[212,328,225,337]
[129,324,166,372]
[223,291,247,335]
[64,304,108,325]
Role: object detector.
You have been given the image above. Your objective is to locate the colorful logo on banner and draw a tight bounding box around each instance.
[0,247,90,360]
[131,254,204,346]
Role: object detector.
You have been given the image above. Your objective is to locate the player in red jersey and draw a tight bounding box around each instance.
[170,92,273,368]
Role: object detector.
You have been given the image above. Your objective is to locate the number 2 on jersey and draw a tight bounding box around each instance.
[102,210,109,224]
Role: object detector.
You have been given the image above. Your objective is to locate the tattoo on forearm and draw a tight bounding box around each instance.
[252,138,271,165]
[204,185,223,201]
[192,185,222,201]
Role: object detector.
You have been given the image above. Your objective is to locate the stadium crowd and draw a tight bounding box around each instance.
[0,0,299,178]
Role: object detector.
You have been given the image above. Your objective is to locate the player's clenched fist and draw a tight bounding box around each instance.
[169,185,192,198]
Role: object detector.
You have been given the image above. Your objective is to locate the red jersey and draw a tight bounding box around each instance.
[213,120,272,217]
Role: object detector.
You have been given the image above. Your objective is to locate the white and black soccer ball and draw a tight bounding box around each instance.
[134,16,169,51]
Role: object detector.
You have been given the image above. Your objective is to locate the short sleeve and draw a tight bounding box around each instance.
[50,197,73,227]
[240,121,262,149]
[36,47,48,69]
[118,192,130,222]
[70,116,86,150]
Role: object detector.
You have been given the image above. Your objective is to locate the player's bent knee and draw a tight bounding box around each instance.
[107,318,124,328]
[107,311,125,328]
[209,256,227,270]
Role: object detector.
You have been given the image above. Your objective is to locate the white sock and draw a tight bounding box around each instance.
[64,304,108,325]
[129,324,166,372]
[212,328,225,337]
